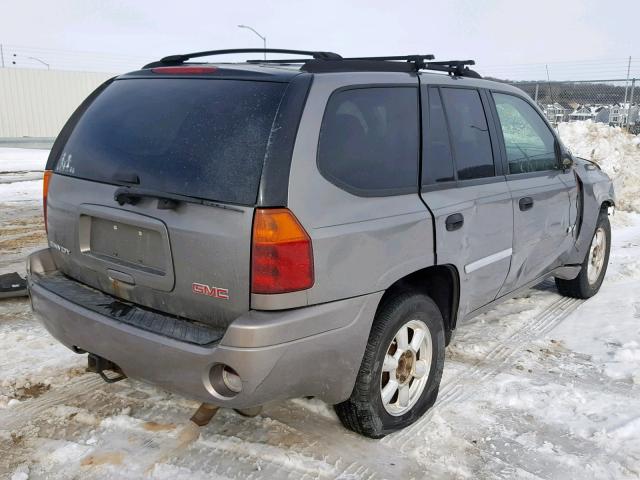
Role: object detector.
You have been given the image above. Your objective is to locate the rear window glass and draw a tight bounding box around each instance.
[55,78,286,205]
[423,87,455,185]
[440,88,495,180]
[317,87,419,196]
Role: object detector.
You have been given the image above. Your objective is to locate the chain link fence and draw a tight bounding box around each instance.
[503,78,639,134]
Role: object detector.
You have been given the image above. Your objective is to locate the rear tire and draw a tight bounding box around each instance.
[334,292,445,438]
[555,209,610,299]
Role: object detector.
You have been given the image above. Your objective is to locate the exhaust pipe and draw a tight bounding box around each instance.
[190,403,219,426]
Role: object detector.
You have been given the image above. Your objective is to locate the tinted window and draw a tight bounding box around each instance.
[317,87,419,195]
[493,93,558,174]
[56,79,286,205]
[423,87,455,184]
[440,88,495,180]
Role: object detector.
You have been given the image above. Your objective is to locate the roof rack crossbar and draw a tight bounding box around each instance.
[426,59,475,76]
[144,48,342,68]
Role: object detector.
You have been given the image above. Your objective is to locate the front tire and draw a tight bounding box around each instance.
[334,292,445,438]
[556,209,611,299]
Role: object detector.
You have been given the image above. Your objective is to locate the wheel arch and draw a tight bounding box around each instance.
[375,264,460,345]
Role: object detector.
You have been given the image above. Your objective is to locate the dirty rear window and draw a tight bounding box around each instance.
[55,78,286,205]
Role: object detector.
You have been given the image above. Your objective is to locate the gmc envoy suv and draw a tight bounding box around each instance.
[27,49,614,438]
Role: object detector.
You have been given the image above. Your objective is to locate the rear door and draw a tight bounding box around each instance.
[45,76,290,327]
[489,92,576,295]
[419,85,513,319]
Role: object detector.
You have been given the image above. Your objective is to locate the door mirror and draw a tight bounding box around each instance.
[560,151,574,171]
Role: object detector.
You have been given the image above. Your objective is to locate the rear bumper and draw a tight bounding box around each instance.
[28,248,382,407]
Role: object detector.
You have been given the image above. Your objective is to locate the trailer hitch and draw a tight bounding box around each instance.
[87,353,127,384]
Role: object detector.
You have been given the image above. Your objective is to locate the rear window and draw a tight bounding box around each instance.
[55,78,286,205]
[317,87,419,196]
[440,88,495,180]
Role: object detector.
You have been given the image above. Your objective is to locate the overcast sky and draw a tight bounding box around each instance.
[1,0,638,80]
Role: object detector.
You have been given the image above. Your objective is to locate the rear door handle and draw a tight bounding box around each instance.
[445,213,464,231]
[519,197,534,211]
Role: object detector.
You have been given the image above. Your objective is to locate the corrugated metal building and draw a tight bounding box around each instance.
[0,68,113,138]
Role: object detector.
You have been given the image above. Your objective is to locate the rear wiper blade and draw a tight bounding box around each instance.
[113,186,244,212]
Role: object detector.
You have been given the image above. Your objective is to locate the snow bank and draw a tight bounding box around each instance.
[558,121,640,212]
[0,148,48,204]
[0,148,48,173]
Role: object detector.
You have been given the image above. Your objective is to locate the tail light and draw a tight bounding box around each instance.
[251,208,314,294]
[43,170,52,233]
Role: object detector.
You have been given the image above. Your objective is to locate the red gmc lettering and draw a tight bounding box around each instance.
[192,282,229,300]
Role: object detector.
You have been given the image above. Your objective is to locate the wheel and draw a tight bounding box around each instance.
[334,292,445,438]
[555,209,611,299]
[233,406,263,418]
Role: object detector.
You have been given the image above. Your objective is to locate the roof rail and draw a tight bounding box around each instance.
[143,49,480,77]
[143,48,342,68]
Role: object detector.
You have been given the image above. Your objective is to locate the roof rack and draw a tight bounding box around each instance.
[246,54,434,73]
[247,54,480,77]
[143,49,481,77]
[423,60,480,78]
[143,48,342,68]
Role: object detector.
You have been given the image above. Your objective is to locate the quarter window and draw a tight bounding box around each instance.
[440,88,495,180]
[317,87,419,195]
[423,87,455,185]
[493,93,558,174]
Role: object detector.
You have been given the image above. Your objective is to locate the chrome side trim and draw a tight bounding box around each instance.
[464,248,513,274]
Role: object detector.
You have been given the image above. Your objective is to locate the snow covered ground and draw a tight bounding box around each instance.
[1,127,640,479]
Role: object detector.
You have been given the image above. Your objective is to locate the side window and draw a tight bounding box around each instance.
[317,87,419,195]
[440,88,495,180]
[422,87,455,185]
[493,93,558,174]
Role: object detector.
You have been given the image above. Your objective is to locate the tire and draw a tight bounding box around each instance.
[555,209,611,299]
[334,292,445,438]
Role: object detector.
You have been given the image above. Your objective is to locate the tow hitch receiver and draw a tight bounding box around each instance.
[87,353,127,384]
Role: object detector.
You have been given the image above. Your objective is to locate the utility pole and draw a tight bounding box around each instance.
[629,78,636,130]
[623,56,631,127]
[546,65,554,104]
[623,56,631,104]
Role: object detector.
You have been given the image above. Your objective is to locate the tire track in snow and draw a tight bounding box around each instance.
[0,374,104,431]
[439,296,582,406]
[386,287,585,449]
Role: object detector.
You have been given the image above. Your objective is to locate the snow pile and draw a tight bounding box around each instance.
[0,148,48,173]
[0,148,48,204]
[558,121,640,212]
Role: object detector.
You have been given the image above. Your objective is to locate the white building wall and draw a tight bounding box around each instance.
[0,68,113,138]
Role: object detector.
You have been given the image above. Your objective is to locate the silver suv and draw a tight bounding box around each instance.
[28,49,615,438]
